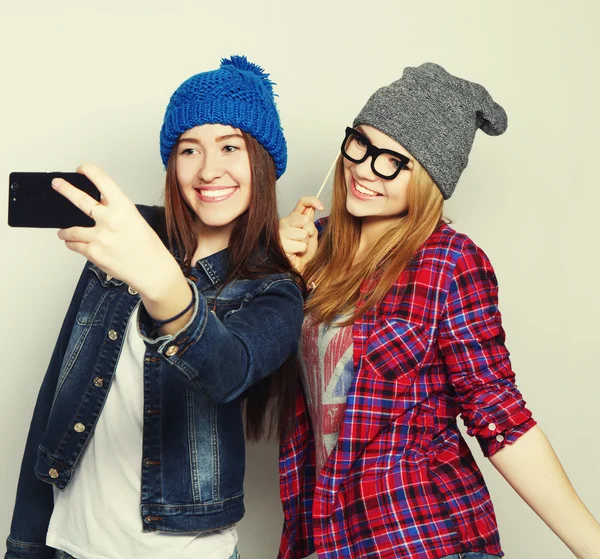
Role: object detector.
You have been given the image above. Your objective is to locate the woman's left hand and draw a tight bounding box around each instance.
[53,163,181,299]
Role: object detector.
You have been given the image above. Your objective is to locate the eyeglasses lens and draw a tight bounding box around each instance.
[343,130,404,179]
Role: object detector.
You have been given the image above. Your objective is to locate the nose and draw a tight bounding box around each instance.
[197,151,224,183]
[352,156,378,182]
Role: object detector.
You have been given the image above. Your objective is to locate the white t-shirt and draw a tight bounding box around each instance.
[47,305,238,559]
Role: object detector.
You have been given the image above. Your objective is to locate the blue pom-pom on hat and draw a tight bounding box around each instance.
[220,56,271,83]
[160,55,287,178]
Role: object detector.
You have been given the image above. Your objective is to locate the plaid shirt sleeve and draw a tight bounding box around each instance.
[437,240,536,457]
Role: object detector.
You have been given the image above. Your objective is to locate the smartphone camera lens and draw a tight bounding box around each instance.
[10,182,19,191]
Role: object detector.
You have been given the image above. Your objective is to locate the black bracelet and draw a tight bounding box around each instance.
[153,295,195,327]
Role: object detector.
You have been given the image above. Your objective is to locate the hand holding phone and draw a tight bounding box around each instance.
[50,164,178,298]
[8,172,101,228]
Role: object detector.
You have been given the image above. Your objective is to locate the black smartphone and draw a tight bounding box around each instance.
[8,172,101,228]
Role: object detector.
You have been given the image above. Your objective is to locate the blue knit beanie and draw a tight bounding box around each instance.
[160,55,287,178]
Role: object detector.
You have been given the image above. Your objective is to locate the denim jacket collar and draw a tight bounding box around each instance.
[193,248,230,287]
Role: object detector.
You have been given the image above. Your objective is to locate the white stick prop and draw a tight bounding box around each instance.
[305,154,339,217]
[315,153,339,199]
[304,154,339,290]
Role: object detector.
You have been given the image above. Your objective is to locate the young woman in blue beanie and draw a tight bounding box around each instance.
[278,63,600,559]
[6,55,303,559]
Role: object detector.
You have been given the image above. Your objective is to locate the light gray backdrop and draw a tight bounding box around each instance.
[1,1,599,557]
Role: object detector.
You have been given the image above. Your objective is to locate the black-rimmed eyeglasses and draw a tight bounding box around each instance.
[341,127,410,180]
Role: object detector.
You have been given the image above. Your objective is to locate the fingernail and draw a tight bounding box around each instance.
[51,179,61,189]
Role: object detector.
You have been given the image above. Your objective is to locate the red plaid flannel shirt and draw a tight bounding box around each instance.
[278,222,536,559]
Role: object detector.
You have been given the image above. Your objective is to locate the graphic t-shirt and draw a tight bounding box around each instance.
[298,313,355,474]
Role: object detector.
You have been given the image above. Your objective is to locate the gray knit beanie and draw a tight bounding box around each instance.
[353,63,507,199]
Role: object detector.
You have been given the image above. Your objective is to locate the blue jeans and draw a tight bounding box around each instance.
[55,548,241,559]
[441,554,501,559]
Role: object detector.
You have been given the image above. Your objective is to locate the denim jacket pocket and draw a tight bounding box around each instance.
[204,276,287,321]
[75,265,123,326]
[204,295,248,322]
[221,295,252,320]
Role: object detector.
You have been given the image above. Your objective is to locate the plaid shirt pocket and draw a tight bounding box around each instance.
[364,319,431,383]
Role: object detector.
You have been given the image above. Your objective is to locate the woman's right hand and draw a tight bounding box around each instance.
[279,196,323,274]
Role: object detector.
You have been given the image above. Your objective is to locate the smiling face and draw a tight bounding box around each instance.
[175,124,252,234]
[343,125,414,224]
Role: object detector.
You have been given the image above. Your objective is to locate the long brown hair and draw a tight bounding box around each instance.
[304,158,444,326]
[163,131,303,441]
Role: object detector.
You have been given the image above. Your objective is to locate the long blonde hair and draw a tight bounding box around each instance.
[304,158,444,325]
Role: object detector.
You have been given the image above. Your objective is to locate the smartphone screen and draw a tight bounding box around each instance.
[8,172,101,228]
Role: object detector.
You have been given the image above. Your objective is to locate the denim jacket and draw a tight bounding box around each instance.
[6,205,304,559]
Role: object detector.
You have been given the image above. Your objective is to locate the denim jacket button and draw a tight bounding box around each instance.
[74,422,86,433]
[93,377,104,387]
[165,345,179,357]
[49,468,59,479]
[108,330,118,341]
[128,285,138,295]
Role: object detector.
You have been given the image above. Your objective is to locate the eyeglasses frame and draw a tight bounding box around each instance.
[341,126,411,180]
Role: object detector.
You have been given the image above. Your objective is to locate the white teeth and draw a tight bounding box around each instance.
[355,183,378,196]
[198,187,236,198]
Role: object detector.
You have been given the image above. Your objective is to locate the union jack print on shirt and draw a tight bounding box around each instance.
[299,314,354,474]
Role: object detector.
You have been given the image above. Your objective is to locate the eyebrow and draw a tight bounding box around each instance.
[356,126,413,166]
[216,133,244,142]
[178,133,244,145]
[355,125,371,140]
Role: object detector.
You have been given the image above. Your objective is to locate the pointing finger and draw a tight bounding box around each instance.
[291,196,324,215]
[52,178,105,221]
[76,163,124,204]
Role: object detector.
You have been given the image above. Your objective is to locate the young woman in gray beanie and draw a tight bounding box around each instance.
[278,63,600,559]
[6,56,304,559]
